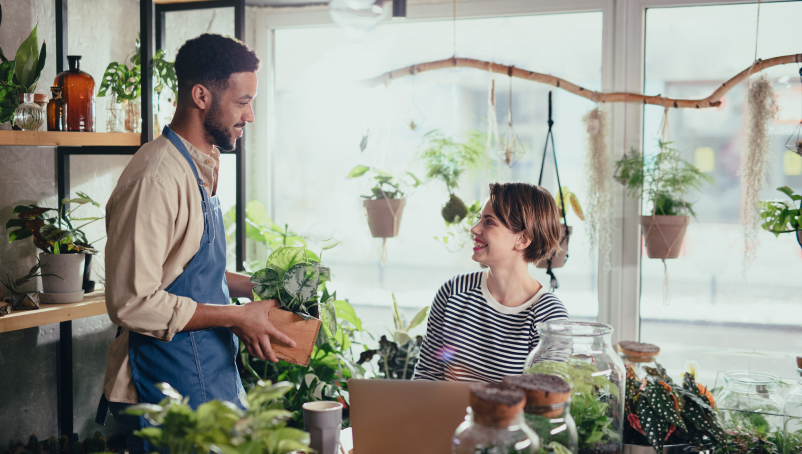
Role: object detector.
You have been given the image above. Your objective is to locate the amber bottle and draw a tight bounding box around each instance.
[47,87,68,131]
[54,56,95,132]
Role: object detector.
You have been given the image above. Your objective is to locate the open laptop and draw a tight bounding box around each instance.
[348,379,474,454]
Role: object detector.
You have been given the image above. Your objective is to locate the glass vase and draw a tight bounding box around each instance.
[14,93,46,131]
[453,409,539,454]
[524,321,626,454]
[106,98,125,133]
[54,55,95,132]
[714,371,785,450]
[125,99,141,133]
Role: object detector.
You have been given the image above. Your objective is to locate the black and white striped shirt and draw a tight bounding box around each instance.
[413,270,569,383]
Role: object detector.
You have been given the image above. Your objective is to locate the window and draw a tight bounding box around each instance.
[266,11,603,333]
[640,2,802,385]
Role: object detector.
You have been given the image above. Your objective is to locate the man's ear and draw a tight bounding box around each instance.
[190,84,213,110]
[515,232,532,251]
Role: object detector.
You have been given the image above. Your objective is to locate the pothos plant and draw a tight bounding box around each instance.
[759,186,801,241]
[124,381,312,454]
[614,142,713,217]
[346,165,422,200]
[623,362,725,452]
[0,6,47,123]
[526,359,621,453]
[6,192,104,254]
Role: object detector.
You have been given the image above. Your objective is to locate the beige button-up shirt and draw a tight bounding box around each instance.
[103,132,219,403]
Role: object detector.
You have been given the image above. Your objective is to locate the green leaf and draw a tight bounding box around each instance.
[406,306,429,331]
[266,246,307,274]
[14,24,39,89]
[347,165,370,178]
[283,263,324,305]
[320,238,341,251]
[391,293,404,332]
[250,267,283,301]
[334,299,362,331]
[319,297,337,337]
[39,224,71,243]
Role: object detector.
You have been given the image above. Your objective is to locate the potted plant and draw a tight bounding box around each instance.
[346,165,421,238]
[249,241,341,367]
[0,259,62,311]
[0,13,48,129]
[759,186,802,249]
[623,362,725,454]
[536,186,584,270]
[5,192,103,302]
[614,142,714,260]
[125,381,313,454]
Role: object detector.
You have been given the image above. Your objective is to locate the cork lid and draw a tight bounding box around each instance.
[503,374,571,417]
[618,341,660,362]
[469,383,525,427]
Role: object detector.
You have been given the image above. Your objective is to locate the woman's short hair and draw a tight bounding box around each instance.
[488,182,562,263]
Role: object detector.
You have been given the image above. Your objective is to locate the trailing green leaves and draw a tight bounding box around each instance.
[346,165,421,200]
[759,186,802,236]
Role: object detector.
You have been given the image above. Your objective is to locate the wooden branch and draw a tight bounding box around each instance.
[363,54,802,109]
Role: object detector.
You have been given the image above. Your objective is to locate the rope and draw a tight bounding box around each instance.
[377,187,401,266]
[754,0,761,63]
[452,0,457,57]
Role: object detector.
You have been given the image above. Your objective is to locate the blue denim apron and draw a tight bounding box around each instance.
[96,127,244,451]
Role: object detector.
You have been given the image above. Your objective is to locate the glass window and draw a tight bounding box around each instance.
[641,2,802,385]
[267,11,603,333]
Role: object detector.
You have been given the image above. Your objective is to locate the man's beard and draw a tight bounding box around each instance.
[203,97,239,152]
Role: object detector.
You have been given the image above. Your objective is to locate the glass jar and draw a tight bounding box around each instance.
[783,359,802,454]
[503,374,578,453]
[453,384,540,454]
[524,321,626,454]
[714,371,785,448]
[14,93,46,131]
[617,341,660,378]
[47,87,68,131]
[106,96,125,133]
[125,98,141,133]
[54,55,95,132]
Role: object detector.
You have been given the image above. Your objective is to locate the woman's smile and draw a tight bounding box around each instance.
[473,238,487,251]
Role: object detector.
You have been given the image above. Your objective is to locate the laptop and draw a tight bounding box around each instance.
[348,379,474,454]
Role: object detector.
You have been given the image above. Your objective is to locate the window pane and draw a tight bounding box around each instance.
[641,2,802,385]
[269,13,603,331]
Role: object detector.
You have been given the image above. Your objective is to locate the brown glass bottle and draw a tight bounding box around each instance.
[54,56,95,132]
[47,86,68,131]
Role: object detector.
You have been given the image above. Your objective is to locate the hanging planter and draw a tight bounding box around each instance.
[363,198,405,238]
[640,215,689,259]
[759,186,802,250]
[536,225,572,269]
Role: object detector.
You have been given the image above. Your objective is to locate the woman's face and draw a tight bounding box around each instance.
[470,200,529,266]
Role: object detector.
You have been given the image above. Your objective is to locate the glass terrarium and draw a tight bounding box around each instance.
[524,321,626,454]
[714,371,785,450]
[783,359,802,454]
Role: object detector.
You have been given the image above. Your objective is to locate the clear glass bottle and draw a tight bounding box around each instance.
[106,95,124,133]
[503,374,578,453]
[54,55,95,132]
[714,371,785,448]
[14,93,46,130]
[524,321,626,454]
[783,358,802,454]
[47,87,68,131]
[453,384,540,454]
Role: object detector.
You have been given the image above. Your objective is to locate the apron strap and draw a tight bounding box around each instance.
[94,394,109,425]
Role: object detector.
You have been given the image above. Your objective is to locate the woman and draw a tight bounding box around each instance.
[414,182,569,382]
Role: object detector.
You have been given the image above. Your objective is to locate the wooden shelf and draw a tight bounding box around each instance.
[0,291,108,333]
[0,131,141,147]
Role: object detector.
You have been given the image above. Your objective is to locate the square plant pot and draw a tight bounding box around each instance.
[268,308,322,366]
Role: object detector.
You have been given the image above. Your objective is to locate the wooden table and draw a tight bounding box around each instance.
[0,291,107,333]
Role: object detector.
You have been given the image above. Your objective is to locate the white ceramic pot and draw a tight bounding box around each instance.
[40,253,86,293]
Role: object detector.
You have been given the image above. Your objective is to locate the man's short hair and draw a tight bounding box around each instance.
[488,182,562,263]
[174,33,261,95]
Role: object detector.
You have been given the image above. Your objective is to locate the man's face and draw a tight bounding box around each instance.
[203,72,257,152]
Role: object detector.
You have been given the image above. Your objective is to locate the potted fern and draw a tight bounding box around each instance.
[614,143,713,260]
[346,165,421,238]
[759,186,802,249]
[249,241,340,366]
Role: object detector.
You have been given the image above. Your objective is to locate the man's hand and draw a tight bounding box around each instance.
[181,299,296,363]
[230,299,296,362]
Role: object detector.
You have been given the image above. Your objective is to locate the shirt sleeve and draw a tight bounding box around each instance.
[104,176,197,341]
[413,278,452,381]
[529,293,570,353]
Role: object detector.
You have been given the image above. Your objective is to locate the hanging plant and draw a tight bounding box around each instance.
[759,186,802,249]
[582,108,613,266]
[346,165,421,239]
[741,74,779,264]
[495,74,526,167]
[536,187,584,271]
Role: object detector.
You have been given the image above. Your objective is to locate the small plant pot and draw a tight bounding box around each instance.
[536,226,571,269]
[623,444,697,454]
[268,308,321,366]
[640,215,689,259]
[40,253,86,294]
[363,198,405,238]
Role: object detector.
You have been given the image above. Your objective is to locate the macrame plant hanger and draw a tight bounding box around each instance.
[537,92,569,291]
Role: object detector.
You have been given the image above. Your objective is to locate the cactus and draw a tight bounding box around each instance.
[47,440,58,454]
[27,436,38,453]
[68,442,81,454]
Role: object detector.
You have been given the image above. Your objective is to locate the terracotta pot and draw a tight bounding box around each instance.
[40,253,86,293]
[536,226,571,269]
[363,198,405,238]
[268,308,321,366]
[640,215,689,259]
[797,231,801,249]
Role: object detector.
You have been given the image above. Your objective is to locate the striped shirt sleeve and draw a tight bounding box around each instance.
[412,278,453,381]
[528,293,571,353]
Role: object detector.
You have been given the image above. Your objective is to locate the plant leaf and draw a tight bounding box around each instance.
[347,165,370,178]
[319,296,337,337]
[320,238,341,251]
[249,267,283,301]
[266,246,307,274]
[283,263,320,305]
[14,24,38,88]
[334,299,362,331]
[405,306,429,331]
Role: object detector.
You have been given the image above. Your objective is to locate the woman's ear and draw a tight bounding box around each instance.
[514,232,532,251]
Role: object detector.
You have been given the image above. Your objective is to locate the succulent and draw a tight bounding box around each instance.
[27,436,38,453]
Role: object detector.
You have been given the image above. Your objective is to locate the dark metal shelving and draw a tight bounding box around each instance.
[52,0,247,436]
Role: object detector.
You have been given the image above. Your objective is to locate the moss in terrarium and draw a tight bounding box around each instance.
[525,414,572,448]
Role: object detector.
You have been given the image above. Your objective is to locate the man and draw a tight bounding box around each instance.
[97,34,293,452]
